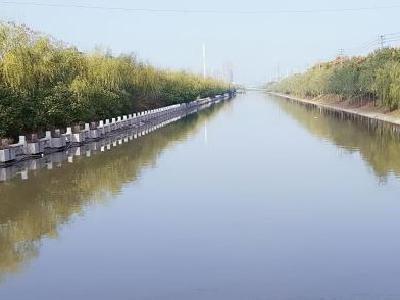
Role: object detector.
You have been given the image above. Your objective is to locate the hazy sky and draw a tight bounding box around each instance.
[1,0,400,84]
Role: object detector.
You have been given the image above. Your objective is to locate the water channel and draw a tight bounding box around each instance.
[1,92,400,300]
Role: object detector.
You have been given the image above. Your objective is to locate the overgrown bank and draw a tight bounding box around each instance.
[0,22,229,140]
[266,48,400,112]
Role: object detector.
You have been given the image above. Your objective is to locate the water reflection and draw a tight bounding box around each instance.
[0,102,228,282]
[271,95,400,180]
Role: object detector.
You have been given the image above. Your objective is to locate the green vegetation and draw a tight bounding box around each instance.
[0,22,228,139]
[267,48,400,110]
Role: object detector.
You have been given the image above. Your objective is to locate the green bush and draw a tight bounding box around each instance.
[0,22,228,139]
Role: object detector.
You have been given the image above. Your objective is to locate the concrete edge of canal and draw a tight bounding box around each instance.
[0,92,236,182]
[268,92,400,137]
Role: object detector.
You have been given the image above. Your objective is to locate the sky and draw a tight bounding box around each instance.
[1,0,400,85]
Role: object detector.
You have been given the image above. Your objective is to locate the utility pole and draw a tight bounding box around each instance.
[223,62,234,84]
[338,49,345,66]
[202,44,206,79]
[229,68,234,84]
[276,64,280,81]
[380,35,385,49]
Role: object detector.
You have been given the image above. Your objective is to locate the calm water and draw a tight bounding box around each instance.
[1,92,400,300]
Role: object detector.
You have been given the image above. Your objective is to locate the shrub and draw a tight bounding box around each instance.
[0,22,228,139]
[267,48,400,109]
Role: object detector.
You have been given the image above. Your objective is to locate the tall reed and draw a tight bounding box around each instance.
[267,48,400,110]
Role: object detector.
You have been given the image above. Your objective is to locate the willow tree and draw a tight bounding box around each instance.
[0,22,228,139]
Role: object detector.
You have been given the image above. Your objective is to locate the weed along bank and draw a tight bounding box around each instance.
[266,47,400,135]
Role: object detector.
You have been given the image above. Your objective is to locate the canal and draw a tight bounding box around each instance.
[1,92,400,300]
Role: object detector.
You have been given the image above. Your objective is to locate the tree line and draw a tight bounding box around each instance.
[0,22,228,140]
[267,48,400,110]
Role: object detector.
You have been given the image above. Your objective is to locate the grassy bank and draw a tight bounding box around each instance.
[0,22,229,140]
[266,48,400,111]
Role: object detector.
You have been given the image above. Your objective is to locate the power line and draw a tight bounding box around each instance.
[1,1,400,15]
[384,32,400,37]
[380,35,385,48]
[287,32,400,75]
[202,44,206,79]
[340,31,400,56]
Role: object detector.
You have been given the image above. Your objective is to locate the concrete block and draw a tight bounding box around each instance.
[98,126,105,136]
[101,123,109,134]
[98,121,105,135]
[25,142,43,155]
[0,149,14,163]
[116,117,122,129]
[10,146,18,159]
[83,131,90,139]
[10,144,23,156]
[19,136,26,145]
[89,129,100,139]
[122,116,128,128]
[111,118,116,131]
[52,135,66,148]
[70,133,84,144]
[62,133,72,147]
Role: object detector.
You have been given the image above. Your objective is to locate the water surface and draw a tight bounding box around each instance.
[1,92,400,300]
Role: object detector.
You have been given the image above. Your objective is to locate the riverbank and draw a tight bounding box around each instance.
[268,92,400,128]
[0,93,233,168]
[266,48,400,112]
[0,22,229,141]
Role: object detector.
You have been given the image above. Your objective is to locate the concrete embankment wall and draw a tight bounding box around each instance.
[269,92,400,137]
[0,92,235,172]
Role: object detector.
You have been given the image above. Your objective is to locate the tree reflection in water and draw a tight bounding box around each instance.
[0,102,228,282]
[272,95,400,180]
